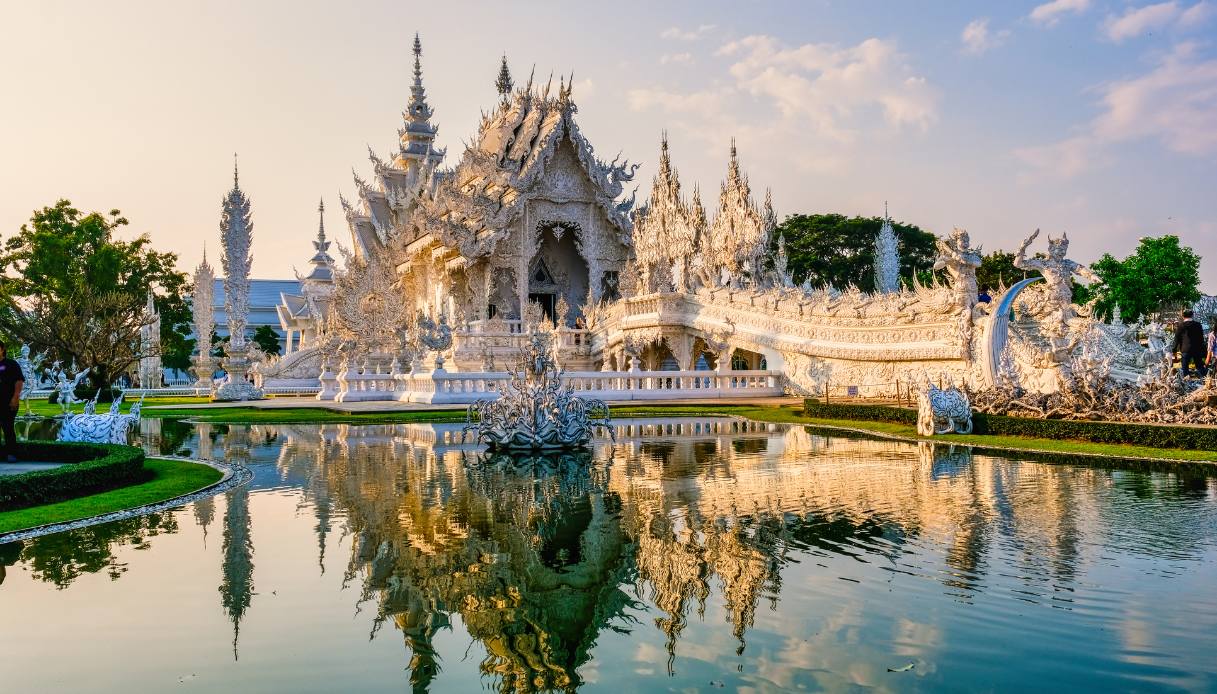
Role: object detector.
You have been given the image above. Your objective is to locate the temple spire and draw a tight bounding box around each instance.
[317,197,326,245]
[396,33,443,173]
[495,54,513,101]
[873,201,901,293]
[233,152,239,189]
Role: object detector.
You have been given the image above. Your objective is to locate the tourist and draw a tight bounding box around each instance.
[1172,309,1208,378]
[0,341,25,462]
[977,288,992,304]
[1208,320,1217,370]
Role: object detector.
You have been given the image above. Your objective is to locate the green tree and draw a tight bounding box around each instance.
[773,213,937,291]
[252,325,282,356]
[0,200,190,391]
[976,250,1040,293]
[1078,235,1201,322]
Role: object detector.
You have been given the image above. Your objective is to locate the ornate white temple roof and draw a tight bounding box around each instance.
[342,41,639,265]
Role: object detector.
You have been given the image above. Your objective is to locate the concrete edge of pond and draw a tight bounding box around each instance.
[0,456,253,544]
[797,421,1217,470]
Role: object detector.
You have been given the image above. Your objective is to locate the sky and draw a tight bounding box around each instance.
[2,0,1215,290]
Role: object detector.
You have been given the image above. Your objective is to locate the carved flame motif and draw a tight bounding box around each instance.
[464,330,613,451]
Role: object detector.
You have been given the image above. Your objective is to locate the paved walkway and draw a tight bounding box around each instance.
[0,462,64,476]
[145,395,804,413]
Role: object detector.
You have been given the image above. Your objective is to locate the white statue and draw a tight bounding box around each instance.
[58,393,144,444]
[15,344,47,417]
[463,330,612,451]
[1014,229,1100,325]
[50,363,91,415]
[916,377,973,436]
[933,227,982,310]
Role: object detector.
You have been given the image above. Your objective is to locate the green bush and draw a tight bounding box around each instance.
[803,400,1217,451]
[0,442,147,512]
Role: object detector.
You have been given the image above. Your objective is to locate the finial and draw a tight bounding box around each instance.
[317,196,326,242]
[233,152,239,188]
[495,53,514,99]
[884,200,889,220]
[730,138,737,159]
[412,33,423,83]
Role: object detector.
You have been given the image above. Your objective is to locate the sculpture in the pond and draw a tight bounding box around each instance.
[464,330,612,451]
[917,378,973,436]
[57,392,144,444]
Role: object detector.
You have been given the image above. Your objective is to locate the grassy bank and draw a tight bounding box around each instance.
[21,396,210,418]
[0,458,222,534]
[140,401,1215,462]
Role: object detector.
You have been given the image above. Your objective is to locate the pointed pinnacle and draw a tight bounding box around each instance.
[233,152,239,188]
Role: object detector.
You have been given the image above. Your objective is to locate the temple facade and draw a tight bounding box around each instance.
[243,34,1161,403]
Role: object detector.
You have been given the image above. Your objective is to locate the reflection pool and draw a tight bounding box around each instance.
[2,417,1217,692]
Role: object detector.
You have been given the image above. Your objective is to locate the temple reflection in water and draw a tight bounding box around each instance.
[5,418,1215,692]
[235,418,1213,692]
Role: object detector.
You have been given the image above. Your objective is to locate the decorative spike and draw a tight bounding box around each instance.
[495,53,513,100]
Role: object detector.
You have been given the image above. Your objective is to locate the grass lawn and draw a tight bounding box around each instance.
[0,458,223,534]
[140,401,1215,462]
[21,396,211,418]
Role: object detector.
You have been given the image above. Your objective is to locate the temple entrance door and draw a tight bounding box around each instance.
[528,293,557,323]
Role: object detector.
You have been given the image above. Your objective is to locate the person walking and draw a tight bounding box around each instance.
[0,342,25,462]
[1207,320,1217,371]
[1172,309,1208,378]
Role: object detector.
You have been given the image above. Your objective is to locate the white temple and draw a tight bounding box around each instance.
[235,34,1165,405]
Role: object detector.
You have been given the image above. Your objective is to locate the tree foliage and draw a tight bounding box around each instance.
[976,250,1040,293]
[772,213,937,291]
[0,200,190,389]
[252,325,282,356]
[1076,235,1201,322]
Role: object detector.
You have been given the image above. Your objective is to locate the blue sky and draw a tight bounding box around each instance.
[1,0,1214,289]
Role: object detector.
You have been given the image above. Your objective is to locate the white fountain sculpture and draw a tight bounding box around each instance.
[58,392,145,444]
[916,376,974,437]
[464,330,613,451]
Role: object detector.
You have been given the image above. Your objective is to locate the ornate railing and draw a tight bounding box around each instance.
[325,368,783,403]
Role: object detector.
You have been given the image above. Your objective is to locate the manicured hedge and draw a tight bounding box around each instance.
[803,400,1217,451]
[0,442,148,512]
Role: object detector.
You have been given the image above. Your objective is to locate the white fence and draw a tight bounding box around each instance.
[325,368,784,404]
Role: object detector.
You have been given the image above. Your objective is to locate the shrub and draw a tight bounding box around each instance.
[0,442,147,512]
[803,400,1217,451]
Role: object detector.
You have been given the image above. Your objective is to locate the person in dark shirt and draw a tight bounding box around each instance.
[0,341,26,462]
[1172,309,1208,379]
[977,288,992,304]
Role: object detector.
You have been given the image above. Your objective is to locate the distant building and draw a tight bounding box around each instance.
[213,278,301,352]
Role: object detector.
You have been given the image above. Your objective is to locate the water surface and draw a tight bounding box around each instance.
[2,417,1216,692]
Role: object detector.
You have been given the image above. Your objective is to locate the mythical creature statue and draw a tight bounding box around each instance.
[15,345,48,417]
[463,330,612,451]
[1014,229,1100,325]
[916,377,974,436]
[933,228,982,310]
[933,228,983,359]
[416,312,453,369]
[58,393,145,444]
[49,363,91,415]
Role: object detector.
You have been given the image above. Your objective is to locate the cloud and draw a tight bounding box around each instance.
[660,52,693,65]
[1093,42,1217,154]
[1029,0,1091,25]
[1016,41,1217,179]
[1103,1,1213,41]
[714,35,938,139]
[660,24,716,41]
[1013,136,1097,181]
[961,19,1011,55]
